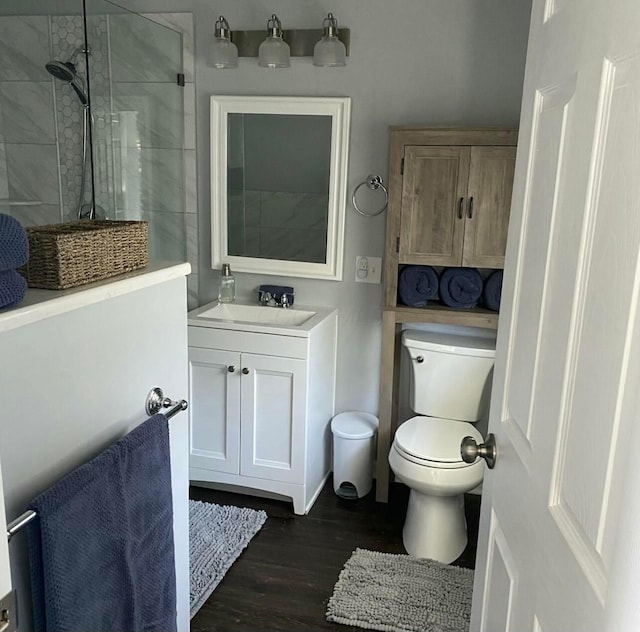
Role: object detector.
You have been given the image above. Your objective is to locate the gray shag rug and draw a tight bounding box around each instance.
[326,548,474,632]
[189,500,267,618]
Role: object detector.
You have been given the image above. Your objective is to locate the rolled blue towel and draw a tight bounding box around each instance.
[0,213,29,271]
[398,265,439,307]
[483,270,503,312]
[439,267,484,309]
[0,269,27,309]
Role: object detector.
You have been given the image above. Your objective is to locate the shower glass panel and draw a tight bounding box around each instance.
[85,0,186,262]
[0,0,85,227]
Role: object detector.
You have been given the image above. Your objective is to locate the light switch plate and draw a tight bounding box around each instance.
[355,256,382,284]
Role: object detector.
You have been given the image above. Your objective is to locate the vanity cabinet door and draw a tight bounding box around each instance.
[188,347,241,474]
[399,146,470,266]
[462,146,516,268]
[239,353,307,484]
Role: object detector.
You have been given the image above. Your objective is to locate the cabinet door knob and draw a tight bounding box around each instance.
[228,365,236,373]
[242,367,250,375]
[458,196,464,219]
[467,196,474,219]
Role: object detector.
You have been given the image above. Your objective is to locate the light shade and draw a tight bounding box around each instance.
[258,14,290,68]
[209,15,238,69]
[313,13,346,67]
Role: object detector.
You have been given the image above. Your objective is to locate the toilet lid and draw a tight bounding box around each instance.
[394,416,483,464]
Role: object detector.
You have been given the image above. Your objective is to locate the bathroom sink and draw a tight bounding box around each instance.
[194,303,316,327]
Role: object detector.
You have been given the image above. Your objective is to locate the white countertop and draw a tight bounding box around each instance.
[0,262,191,334]
[188,299,337,337]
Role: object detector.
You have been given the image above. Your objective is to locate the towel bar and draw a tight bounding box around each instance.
[6,388,188,542]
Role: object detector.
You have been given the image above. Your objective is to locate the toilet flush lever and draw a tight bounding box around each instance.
[460,434,497,469]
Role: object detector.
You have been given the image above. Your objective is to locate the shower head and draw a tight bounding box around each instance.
[45,59,88,106]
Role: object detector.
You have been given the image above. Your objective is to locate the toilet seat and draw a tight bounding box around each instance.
[393,416,483,469]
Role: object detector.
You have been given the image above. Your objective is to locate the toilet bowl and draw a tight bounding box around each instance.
[389,416,484,562]
[388,328,496,563]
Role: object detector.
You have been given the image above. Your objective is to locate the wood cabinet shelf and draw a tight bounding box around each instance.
[390,304,499,328]
[376,126,517,504]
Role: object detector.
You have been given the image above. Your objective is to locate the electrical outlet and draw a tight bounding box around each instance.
[355,256,382,284]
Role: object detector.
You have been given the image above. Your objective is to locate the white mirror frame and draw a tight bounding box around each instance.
[211,95,351,281]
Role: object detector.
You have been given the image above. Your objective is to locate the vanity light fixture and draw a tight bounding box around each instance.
[258,14,290,68]
[209,15,238,68]
[313,13,346,67]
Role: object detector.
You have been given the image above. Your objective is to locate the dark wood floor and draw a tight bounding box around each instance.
[190,479,481,632]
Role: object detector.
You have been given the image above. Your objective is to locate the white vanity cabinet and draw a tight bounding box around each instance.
[187,302,338,515]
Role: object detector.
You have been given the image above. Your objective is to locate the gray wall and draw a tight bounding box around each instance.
[126,0,532,414]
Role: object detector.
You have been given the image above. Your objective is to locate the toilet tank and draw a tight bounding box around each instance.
[402,329,497,422]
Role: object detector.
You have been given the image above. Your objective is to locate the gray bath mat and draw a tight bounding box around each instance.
[326,548,474,632]
[189,500,267,618]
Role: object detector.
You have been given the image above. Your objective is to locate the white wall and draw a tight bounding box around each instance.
[0,276,190,631]
[126,0,531,414]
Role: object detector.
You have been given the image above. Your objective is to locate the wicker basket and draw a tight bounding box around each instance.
[22,220,149,290]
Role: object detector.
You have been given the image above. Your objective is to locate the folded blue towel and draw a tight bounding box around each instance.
[398,265,439,307]
[439,267,484,309]
[0,213,29,271]
[27,414,177,632]
[483,270,503,311]
[0,269,27,309]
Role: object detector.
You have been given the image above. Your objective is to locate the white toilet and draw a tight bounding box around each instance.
[388,329,496,563]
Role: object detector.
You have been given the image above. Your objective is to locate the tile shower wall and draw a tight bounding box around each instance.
[0,16,62,226]
[0,10,197,303]
[107,11,198,307]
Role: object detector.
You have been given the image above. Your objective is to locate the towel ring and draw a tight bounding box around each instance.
[352,175,388,217]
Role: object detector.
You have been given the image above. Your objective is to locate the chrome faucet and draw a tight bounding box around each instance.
[258,290,291,308]
[260,291,276,307]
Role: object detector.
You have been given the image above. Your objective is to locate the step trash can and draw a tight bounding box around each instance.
[331,411,379,499]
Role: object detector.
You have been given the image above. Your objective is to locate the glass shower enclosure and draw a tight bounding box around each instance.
[0,0,187,262]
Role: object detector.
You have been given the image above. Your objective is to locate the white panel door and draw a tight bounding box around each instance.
[240,353,306,484]
[0,456,12,630]
[472,1,640,631]
[189,347,241,474]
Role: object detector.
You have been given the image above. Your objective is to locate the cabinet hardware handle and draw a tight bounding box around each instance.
[228,365,236,373]
[467,196,474,219]
[458,197,464,219]
[242,368,250,375]
[416,356,424,363]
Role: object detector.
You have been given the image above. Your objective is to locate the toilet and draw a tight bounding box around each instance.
[388,329,496,563]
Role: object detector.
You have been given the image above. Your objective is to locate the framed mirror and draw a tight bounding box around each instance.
[211,95,351,280]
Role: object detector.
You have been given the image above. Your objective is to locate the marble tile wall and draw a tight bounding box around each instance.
[0,11,198,306]
[0,15,63,226]
[109,12,198,307]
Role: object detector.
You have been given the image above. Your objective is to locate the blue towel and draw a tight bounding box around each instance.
[27,414,177,632]
[439,267,484,309]
[0,213,29,271]
[398,266,439,307]
[483,270,503,311]
[0,269,27,309]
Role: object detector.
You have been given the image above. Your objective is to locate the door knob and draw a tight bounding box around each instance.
[242,367,250,375]
[460,433,497,469]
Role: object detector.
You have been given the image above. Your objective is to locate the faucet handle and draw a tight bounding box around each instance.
[280,294,289,308]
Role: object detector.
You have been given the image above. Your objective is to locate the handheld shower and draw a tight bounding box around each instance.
[45,49,95,219]
[45,48,88,106]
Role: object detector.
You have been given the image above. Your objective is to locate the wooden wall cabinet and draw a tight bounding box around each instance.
[376,128,518,503]
[398,144,516,269]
